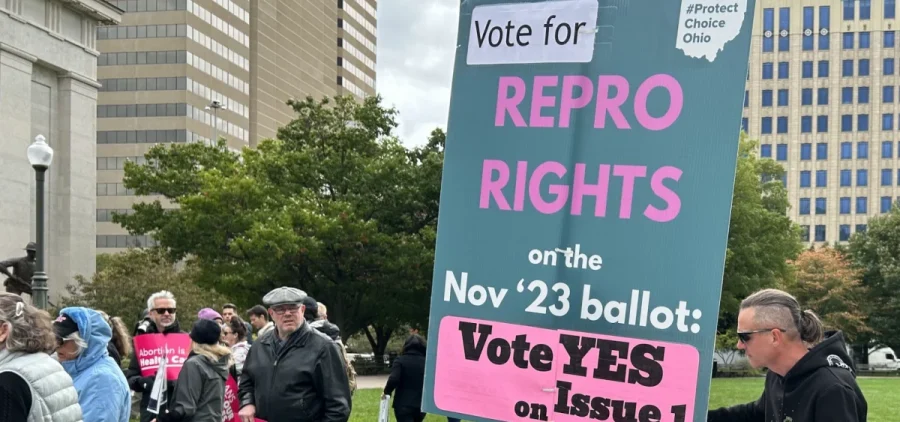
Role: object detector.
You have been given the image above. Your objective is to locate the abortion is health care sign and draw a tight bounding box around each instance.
[422,1,755,421]
[134,333,192,380]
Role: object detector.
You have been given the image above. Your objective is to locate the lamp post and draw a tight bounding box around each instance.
[205,100,226,145]
[26,134,53,310]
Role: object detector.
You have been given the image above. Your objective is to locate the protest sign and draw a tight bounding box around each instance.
[422,0,756,421]
[224,375,240,422]
[133,333,192,380]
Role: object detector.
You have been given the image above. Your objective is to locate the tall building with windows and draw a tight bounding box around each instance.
[745,0,899,245]
[95,0,376,253]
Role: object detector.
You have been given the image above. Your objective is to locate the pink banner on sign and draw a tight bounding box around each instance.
[433,316,699,422]
[133,333,192,380]
[223,375,240,422]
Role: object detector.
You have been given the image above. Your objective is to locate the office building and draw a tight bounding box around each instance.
[745,0,899,245]
[95,0,377,253]
[0,0,122,302]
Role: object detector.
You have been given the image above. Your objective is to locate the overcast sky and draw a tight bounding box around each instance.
[375,0,459,147]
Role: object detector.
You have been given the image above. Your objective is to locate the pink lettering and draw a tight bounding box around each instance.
[493,74,684,131]
[644,166,683,223]
[612,165,647,219]
[528,161,568,214]
[480,159,511,210]
[514,161,528,211]
[571,163,611,217]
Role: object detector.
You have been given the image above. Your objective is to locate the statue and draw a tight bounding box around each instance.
[0,242,36,296]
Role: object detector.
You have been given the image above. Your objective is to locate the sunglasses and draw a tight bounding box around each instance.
[737,328,785,343]
[152,307,177,315]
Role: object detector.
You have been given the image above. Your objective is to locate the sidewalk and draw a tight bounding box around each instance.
[357,374,389,389]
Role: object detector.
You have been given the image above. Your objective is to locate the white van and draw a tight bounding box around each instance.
[866,347,900,371]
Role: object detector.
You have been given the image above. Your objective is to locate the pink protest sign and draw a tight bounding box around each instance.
[434,316,699,422]
[223,375,240,422]
[133,333,192,380]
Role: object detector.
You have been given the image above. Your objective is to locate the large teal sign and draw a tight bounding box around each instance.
[423,1,756,421]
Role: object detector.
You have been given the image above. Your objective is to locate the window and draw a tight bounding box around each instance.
[777,117,788,133]
[860,59,870,76]
[761,144,772,157]
[858,169,869,186]
[844,32,856,49]
[800,171,811,187]
[801,225,811,241]
[779,8,790,51]
[777,144,788,161]
[763,62,774,79]
[882,196,893,213]
[859,141,870,158]
[762,90,773,106]
[818,60,830,77]
[885,113,895,130]
[861,0,872,19]
[857,224,868,233]
[861,31,872,47]
[816,170,827,187]
[778,62,789,79]
[744,91,749,107]
[843,59,854,76]
[859,87,870,103]
[741,118,748,133]
[842,142,853,159]
[817,142,828,159]
[843,87,854,104]
[859,114,870,131]
[816,197,827,214]
[763,8,775,52]
[857,197,868,214]
[842,114,853,131]
[802,88,813,105]
[841,197,852,214]
[887,58,896,75]
[888,0,897,19]
[800,198,811,215]
[841,169,852,186]
[818,88,829,105]
[801,143,812,160]
[820,6,831,49]
[762,117,773,134]
[885,86,895,103]
[803,61,814,78]
[802,116,813,133]
[883,169,894,185]
[840,224,852,241]
[97,129,191,144]
[884,141,894,158]
[818,115,829,132]
[804,7,815,50]
[844,0,855,20]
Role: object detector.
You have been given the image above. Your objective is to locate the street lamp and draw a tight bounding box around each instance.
[26,134,53,310]
[204,100,226,145]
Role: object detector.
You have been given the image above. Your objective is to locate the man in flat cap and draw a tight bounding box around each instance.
[0,242,37,296]
[237,287,352,422]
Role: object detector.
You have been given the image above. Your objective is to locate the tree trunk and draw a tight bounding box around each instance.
[364,324,394,364]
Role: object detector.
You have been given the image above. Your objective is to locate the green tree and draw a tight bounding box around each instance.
[59,248,232,329]
[718,132,804,330]
[847,203,900,352]
[115,94,442,356]
[781,247,871,342]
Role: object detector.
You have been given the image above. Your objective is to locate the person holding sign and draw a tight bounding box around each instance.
[707,289,867,422]
[237,286,352,422]
[125,291,187,422]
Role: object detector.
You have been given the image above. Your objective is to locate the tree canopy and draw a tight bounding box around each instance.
[114,94,443,355]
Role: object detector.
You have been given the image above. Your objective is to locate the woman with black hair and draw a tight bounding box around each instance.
[382,333,428,422]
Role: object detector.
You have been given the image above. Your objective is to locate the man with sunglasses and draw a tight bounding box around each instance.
[708,288,867,422]
[237,286,351,422]
[124,290,185,422]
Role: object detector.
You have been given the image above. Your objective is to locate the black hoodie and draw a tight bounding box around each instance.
[708,331,867,422]
[383,334,427,410]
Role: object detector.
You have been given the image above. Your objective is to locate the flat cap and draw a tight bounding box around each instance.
[263,287,308,307]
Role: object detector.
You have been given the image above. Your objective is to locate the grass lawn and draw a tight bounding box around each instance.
[350,377,898,421]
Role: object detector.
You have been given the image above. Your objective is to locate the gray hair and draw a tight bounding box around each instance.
[61,332,88,356]
[147,290,176,310]
[0,293,56,354]
[740,288,824,344]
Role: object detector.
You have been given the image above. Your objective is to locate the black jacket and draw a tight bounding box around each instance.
[124,320,185,422]
[708,331,867,422]
[383,335,426,410]
[238,322,352,422]
[310,319,342,342]
[158,352,230,422]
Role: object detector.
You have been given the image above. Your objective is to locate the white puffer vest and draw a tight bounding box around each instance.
[0,349,83,422]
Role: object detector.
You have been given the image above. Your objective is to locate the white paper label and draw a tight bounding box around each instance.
[675,0,749,62]
[466,0,599,65]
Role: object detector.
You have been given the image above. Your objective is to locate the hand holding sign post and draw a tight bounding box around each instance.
[423,0,756,421]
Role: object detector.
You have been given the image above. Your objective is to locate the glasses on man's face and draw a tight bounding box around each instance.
[153,307,176,315]
[737,328,785,344]
[271,305,300,315]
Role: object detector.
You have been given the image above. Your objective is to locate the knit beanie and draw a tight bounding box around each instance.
[197,308,223,321]
[190,319,221,345]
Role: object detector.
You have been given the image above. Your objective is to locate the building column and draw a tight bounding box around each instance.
[50,72,99,303]
[0,44,35,261]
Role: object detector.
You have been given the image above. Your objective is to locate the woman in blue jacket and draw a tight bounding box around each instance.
[54,306,132,422]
